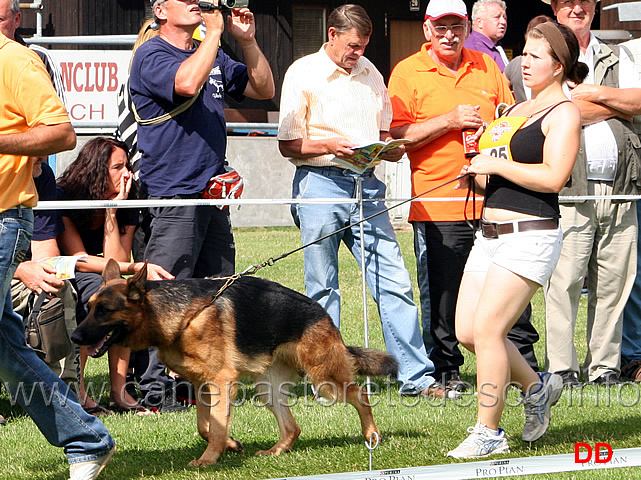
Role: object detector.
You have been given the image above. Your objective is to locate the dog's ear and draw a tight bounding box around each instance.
[102,258,122,284]
[125,261,148,302]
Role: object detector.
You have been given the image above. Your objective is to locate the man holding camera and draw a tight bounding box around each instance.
[129,0,274,410]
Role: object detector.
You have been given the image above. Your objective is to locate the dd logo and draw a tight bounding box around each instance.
[574,443,613,463]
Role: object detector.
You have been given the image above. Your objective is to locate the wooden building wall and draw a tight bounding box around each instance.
[602,0,641,37]
[18,0,147,39]
[15,0,639,113]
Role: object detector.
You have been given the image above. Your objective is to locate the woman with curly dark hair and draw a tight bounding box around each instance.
[57,136,173,415]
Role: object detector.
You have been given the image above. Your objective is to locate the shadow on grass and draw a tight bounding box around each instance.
[533,413,641,446]
[0,396,28,423]
[6,376,641,478]
[97,428,429,479]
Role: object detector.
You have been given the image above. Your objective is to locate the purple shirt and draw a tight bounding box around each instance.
[464,30,507,72]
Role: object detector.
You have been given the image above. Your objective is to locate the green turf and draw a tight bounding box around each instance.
[1,226,639,479]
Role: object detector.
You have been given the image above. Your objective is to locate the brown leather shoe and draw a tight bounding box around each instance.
[621,360,641,382]
[420,382,461,399]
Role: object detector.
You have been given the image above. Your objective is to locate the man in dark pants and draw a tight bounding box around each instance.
[129,0,274,409]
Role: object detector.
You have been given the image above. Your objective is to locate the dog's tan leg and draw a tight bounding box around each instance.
[302,331,381,443]
[343,383,380,442]
[189,372,239,467]
[194,386,244,454]
[254,362,301,456]
[314,375,380,441]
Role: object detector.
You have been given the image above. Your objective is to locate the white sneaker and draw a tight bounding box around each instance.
[69,445,116,480]
[522,372,563,442]
[447,424,510,459]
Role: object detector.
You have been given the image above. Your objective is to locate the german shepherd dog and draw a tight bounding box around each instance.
[71,259,398,466]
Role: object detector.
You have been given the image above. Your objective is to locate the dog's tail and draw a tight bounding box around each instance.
[346,346,398,378]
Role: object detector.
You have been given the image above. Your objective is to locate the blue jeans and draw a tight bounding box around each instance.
[0,207,114,464]
[622,200,641,365]
[291,166,435,393]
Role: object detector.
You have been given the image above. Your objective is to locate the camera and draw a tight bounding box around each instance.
[197,0,249,10]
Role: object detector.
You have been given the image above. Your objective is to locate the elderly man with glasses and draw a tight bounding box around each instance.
[542,0,641,387]
[388,0,541,394]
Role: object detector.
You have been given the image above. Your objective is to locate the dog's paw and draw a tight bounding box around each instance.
[255,446,286,457]
[226,437,244,454]
[188,458,216,467]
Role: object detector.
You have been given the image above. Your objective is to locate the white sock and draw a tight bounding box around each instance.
[477,423,499,436]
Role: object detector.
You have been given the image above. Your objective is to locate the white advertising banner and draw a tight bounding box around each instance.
[262,448,641,480]
[48,50,132,126]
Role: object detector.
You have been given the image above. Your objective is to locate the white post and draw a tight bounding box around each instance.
[356,177,371,396]
[19,1,44,37]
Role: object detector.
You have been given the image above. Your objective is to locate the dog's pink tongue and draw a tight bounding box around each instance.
[87,337,106,357]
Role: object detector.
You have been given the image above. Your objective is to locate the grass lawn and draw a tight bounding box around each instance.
[1,226,640,479]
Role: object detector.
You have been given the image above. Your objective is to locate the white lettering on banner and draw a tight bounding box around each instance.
[48,50,131,125]
[474,466,525,477]
[260,447,641,480]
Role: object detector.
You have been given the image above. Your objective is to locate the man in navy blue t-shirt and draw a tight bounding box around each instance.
[128,0,274,410]
[130,0,273,278]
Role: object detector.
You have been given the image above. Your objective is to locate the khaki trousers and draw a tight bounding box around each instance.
[544,181,637,381]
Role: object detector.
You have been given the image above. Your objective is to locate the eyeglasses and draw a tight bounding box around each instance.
[558,0,595,7]
[430,24,466,37]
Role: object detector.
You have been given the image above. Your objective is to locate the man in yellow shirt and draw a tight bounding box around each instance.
[0,31,115,479]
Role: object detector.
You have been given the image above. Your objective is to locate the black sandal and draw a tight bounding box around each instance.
[108,402,156,416]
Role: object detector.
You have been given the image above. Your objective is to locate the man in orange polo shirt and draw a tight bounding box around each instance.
[389,0,539,391]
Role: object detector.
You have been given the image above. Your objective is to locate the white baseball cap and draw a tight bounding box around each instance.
[540,0,599,3]
[425,0,468,20]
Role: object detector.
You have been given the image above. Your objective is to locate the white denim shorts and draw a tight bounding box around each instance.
[464,226,563,286]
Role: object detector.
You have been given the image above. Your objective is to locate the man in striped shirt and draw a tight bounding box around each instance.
[278,4,454,399]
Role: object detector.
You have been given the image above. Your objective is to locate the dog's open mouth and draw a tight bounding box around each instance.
[87,327,127,358]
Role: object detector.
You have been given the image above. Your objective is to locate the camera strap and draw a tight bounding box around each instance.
[131,82,204,126]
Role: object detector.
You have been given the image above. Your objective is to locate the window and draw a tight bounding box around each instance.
[292,6,327,61]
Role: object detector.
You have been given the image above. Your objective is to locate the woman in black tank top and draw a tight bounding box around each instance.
[448,23,587,459]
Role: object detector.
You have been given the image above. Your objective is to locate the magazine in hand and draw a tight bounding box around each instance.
[332,139,410,174]
[38,255,88,279]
